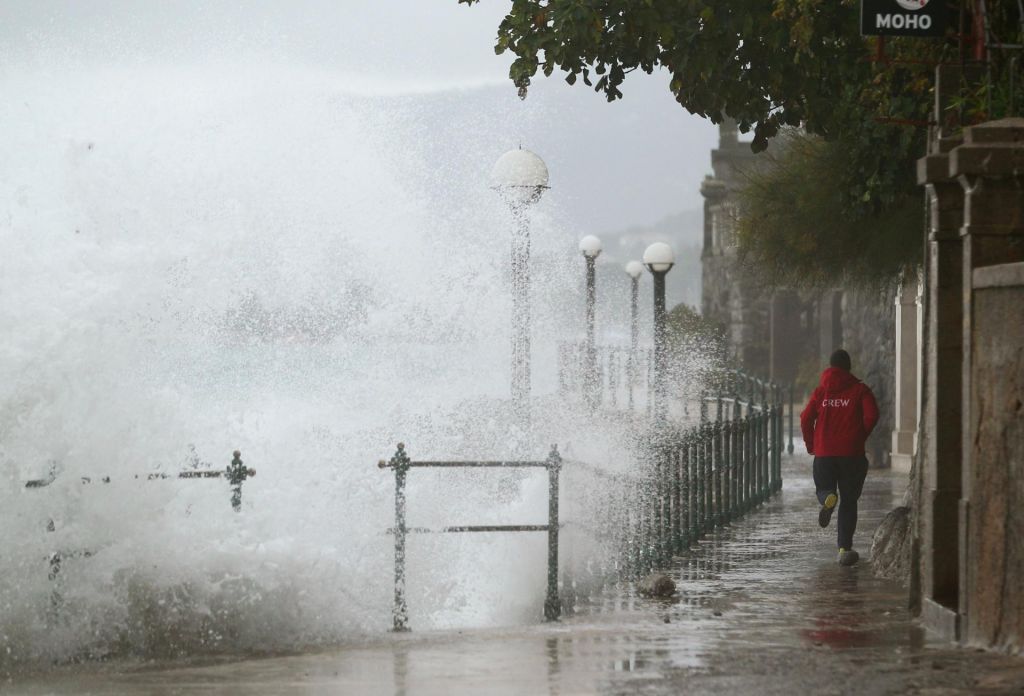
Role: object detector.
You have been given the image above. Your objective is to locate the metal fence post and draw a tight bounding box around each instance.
[760,413,769,502]
[744,418,753,512]
[660,445,671,565]
[754,415,762,507]
[388,443,411,632]
[46,518,62,616]
[776,404,784,492]
[545,445,562,621]
[731,416,740,519]
[754,414,763,504]
[634,479,647,576]
[671,445,682,555]
[696,426,706,538]
[716,419,724,528]
[226,450,254,512]
[751,414,759,505]
[652,446,664,566]
[639,478,652,574]
[689,435,699,542]
[749,417,757,509]
[684,438,692,544]
[771,405,778,492]
[774,405,781,492]
[788,382,795,454]
[774,405,780,491]
[663,446,673,562]
[625,498,636,578]
[626,483,638,577]
[758,414,765,504]
[704,425,713,533]
[732,399,741,517]
[720,419,729,522]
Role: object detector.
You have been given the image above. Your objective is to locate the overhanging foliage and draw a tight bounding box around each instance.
[735,131,922,288]
[457,1,1019,287]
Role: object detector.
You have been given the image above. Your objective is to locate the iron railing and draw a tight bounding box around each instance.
[22,450,254,613]
[378,373,786,628]
[377,443,563,631]
[561,380,785,583]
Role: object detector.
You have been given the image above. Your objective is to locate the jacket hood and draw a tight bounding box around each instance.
[820,366,860,392]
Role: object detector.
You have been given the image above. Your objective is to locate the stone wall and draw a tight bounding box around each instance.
[965,266,1024,649]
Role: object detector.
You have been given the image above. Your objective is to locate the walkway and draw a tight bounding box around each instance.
[13,454,1024,695]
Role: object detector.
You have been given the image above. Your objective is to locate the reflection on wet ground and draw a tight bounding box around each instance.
[11,454,1024,695]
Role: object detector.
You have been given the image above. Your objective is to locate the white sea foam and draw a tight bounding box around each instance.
[0,63,675,672]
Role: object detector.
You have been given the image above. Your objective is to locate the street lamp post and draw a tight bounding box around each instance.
[579,235,602,410]
[625,260,644,413]
[643,243,675,422]
[491,148,549,426]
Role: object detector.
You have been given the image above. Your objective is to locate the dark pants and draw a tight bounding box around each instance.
[813,456,869,550]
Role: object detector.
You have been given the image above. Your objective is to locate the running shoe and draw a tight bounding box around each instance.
[818,493,838,528]
[838,548,860,566]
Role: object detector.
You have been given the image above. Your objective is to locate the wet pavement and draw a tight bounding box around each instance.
[11,453,1024,695]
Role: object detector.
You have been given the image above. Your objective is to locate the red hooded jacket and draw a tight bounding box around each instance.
[800,367,879,457]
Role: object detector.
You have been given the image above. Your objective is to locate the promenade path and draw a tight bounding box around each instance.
[13,453,1024,695]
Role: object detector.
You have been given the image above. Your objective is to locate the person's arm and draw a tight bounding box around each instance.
[799,388,819,454]
[862,387,880,436]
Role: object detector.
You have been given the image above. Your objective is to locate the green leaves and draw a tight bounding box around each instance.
[735,131,922,289]
[456,0,980,286]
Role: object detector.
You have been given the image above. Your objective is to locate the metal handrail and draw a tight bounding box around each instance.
[21,450,254,615]
[383,460,548,468]
[378,443,563,632]
[377,387,786,629]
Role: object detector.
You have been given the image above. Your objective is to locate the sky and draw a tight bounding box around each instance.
[0,0,720,235]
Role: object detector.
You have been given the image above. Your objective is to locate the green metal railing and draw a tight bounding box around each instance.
[633,392,784,574]
[557,376,784,583]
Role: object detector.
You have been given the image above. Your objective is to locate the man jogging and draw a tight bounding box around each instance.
[800,349,879,566]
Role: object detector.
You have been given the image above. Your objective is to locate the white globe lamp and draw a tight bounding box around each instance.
[491,148,549,206]
[643,242,675,274]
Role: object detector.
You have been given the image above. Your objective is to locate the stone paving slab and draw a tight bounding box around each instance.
[10,453,1024,695]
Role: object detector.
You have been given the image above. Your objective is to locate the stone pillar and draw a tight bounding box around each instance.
[700,176,727,321]
[949,117,1024,648]
[891,274,921,473]
[917,144,964,638]
[913,63,982,641]
[701,177,715,260]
